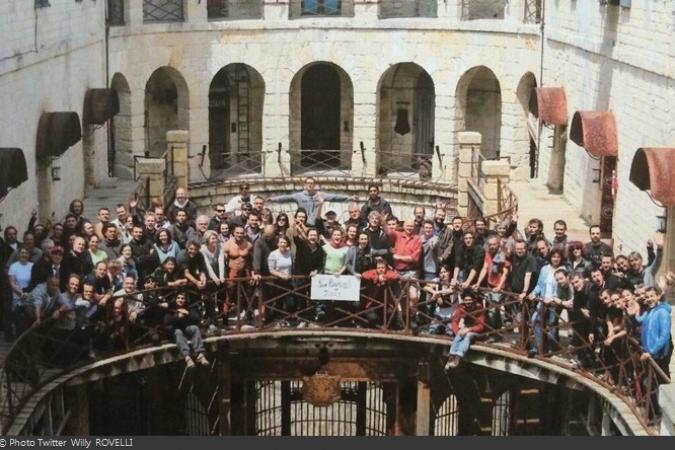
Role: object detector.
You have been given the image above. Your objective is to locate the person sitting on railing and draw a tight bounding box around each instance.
[225,182,252,215]
[346,231,374,276]
[527,250,567,356]
[452,231,484,290]
[445,289,486,370]
[166,187,198,225]
[360,184,392,223]
[423,266,459,336]
[152,256,188,289]
[631,286,672,379]
[360,257,400,328]
[168,209,196,250]
[437,216,464,272]
[165,291,210,370]
[474,236,511,343]
[583,225,613,269]
[267,177,355,227]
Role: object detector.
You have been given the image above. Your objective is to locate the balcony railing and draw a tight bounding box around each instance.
[0,278,668,434]
[207,0,264,20]
[460,0,507,20]
[143,0,184,23]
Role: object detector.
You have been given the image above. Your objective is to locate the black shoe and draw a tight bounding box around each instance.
[528,349,537,358]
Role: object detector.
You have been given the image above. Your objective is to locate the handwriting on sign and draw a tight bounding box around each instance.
[310,275,361,302]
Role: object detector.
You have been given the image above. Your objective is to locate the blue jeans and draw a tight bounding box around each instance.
[530,303,559,353]
[174,325,205,357]
[449,331,478,359]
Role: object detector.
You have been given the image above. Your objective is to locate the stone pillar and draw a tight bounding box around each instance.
[186,0,208,24]
[166,130,189,188]
[437,0,460,20]
[415,363,431,436]
[264,0,289,20]
[456,132,481,216]
[506,0,526,22]
[128,0,143,28]
[354,0,379,21]
[480,159,511,217]
[546,125,567,194]
[135,157,166,206]
[352,89,378,178]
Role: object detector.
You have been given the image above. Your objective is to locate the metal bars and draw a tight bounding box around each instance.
[143,0,184,23]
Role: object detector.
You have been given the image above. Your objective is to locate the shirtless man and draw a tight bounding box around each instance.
[222,225,254,314]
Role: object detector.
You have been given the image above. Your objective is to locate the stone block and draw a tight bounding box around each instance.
[166,130,189,144]
[457,132,482,146]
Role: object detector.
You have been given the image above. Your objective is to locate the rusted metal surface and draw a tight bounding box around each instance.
[530,87,568,126]
[35,112,82,161]
[0,148,28,199]
[83,89,119,125]
[629,148,675,207]
[569,111,618,157]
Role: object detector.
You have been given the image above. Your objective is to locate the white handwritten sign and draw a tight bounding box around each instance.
[310,275,361,302]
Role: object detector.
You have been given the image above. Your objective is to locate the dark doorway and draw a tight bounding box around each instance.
[301,64,341,166]
[209,70,231,170]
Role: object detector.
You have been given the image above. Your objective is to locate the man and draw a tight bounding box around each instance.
[110,203,131,234]
[420,220,439,281]
[84,261,113,307]
[508,239,537,300]
[385,216,399,235]
[437,216,464,270]
[359,184,392,222]
[387,218,422,319]
[113,276,145,323]
[253,196,266,215]
[632,287,672,377]
[193,215,210,246]
[551,219,569,253]
[225,182,252,215]
[8,231,42,265]
[360,257,400,327]
[268,177,354,226]
[412,206,425,235]
[169,210,196,249]
[569,273,593,368]
[28,239,57,290]
[142,212,158,242]
[525,218,547,255]
[129,225,154,280]
[345,204,365,230]
[473,218,488,248]
[165,291,210,369]
[100,223,122,260]
[252,225,277,279]
[474,236,510,340]
[153,205,171,230]
[534,238,551,271]
[445,290,486,370]
[319,211,341,241]
[362,211,392,264]
[453,232,485,289]
[599,254,631,291]
[293,228,326,281]
[60,236,93,291]
[228,202,252,229]
[27,276,62,328]
[208,205,227,232]
[626,235,664,289]
[177,241,209,292]
[244,212,261,244]
[93,207,112,240]
[432,208,447,237]
[166,187,198,224]
[584,225,613,268]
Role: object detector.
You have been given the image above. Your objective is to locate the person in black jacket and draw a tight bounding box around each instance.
[61,236,93,291]
[452,232,485,289]
[165,291,209,369]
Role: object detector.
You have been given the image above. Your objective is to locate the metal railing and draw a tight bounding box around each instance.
[378,0,438,19]
[207,0,264,20]
[209,148,263,178]
[301,0,342,16]
[0,277,668,435]
[290,149,352,176]
[143,0,184,23]
[376,149,438,181]
[524,0,543,24]
[460,0,507,20]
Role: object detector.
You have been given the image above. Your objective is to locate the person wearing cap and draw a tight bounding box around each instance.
[445,290,486,369]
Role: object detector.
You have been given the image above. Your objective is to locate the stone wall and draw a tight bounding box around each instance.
[541,0,675,256]
[0,0,107,227]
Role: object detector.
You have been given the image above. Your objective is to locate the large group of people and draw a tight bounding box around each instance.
[0,178,672,382]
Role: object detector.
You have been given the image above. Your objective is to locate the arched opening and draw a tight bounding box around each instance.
[110,73,133,179]
[289,62,353,173]
[208,63,265,177]
[516,72,538,179]
[144,67,189,158]
[491,390,511,436]
[376,63,435,179]
[456,66,501,160]
[433,394,458,436]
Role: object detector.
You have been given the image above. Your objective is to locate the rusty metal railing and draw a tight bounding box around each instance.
[0,278,668,435]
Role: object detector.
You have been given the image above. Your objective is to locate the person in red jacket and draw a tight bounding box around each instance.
[361,257,400,328]
[445,290,486,369]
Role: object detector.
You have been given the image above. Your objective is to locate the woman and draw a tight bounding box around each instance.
[346,231,373,276]
[218,222,231,245]
[107,260,125,291]
[154,229,180,264]
[116,244,138,282]
[268,236,294,319]
[81,221,96,241]
[200,230,226,285]
[88,235,108,266]
[69,199,87,231]
[528,249,566,355]
[275,212,290,238]
[8,247,34,311]
[153,256,187,289]
[566,241,590,277]
[323,228,348,276]
[344,224,359,248]
[120,215,134,244]
[260,208,275,226]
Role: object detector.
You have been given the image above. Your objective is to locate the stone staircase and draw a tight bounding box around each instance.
[82,177,137,220]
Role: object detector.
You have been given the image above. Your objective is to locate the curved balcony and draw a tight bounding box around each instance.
[0,278,667,436]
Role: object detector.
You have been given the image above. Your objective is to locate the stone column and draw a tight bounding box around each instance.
[354,0,379,21]
[135,157,166,206]
[167,130,189,189]
[128,0,143,28]
[456,132,481,216]
[507,0,526,22]
[264,0,289,20]
[186,0,208,24]
[480,159,511,217]
[352,89,378,178]
[546,124,567,194]
[437,0,460,20]
[415,362,431,436]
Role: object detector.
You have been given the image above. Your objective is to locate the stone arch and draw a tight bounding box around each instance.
[144,66,189,158]
[433,394,458,436]
[455,66,502,159]
[110,72,133,179]
[208,63,265,177]
[289,61,354,172]
[376,62,436,177]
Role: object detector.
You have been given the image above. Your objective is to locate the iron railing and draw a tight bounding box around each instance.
[378,0,438,18]
[0,277,669,435]
[290,149,353,176]
[524,0,543,24]
[209,148,264,178]
[376,149,437,181]
[301,0,342,16]
[143,0,184,23]
[207,0,264,20]
[460,0,508,20]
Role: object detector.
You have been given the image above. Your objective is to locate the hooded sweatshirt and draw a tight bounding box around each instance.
[637,302,672,359]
